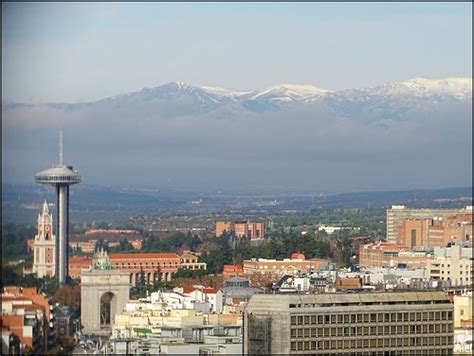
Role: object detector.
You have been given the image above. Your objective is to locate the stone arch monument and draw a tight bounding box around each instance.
[81,249,131,335]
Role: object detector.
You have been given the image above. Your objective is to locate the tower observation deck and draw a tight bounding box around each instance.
[35,130,81,284]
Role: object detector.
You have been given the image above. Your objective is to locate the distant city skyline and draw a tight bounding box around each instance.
[2,2,471,103]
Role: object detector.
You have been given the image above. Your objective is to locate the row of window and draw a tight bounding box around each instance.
[112,262,179,269]
[290,311,452,326]
[290,336,453,351]
[291,323,453,338]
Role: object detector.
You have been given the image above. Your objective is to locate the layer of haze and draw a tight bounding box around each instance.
[2,3,472,194]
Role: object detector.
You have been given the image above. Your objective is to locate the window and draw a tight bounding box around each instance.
[291,329,297,338]
[411,229,417,247]
[311,315,316,324]
[291,316,297,325]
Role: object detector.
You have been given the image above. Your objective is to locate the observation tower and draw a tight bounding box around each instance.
[35,130,81,284]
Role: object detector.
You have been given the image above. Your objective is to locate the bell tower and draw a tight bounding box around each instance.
[33,200,56,278]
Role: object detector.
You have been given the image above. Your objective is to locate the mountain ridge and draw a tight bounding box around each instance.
[3,77,471,107]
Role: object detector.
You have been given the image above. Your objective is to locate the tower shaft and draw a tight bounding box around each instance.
[56,185,69,284]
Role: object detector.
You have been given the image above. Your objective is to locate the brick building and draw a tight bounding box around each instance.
[215,220,265,240]
[358,242,432,269]
[386,204,472,242]
[68,251,206,285]
[222,265,245,281]
[243,254,328,278]
[397,214,473,249]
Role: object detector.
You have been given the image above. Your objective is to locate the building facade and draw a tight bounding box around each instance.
[68,252,206,285]
[215,221,265,240]
[358,242,431,269]
[397,215,472,249]
[32,201,56,278]
[386,205,472,243]
[243,291,454,355]
[427,245,473,287]
[243,255,328,278]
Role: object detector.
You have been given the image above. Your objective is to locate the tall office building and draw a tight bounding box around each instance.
[35,130,81,284]
[32,201,56,278]
[244,291,453,355]
[386,205,472,243]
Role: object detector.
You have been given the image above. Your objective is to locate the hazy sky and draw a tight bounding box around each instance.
[2,2,472,103]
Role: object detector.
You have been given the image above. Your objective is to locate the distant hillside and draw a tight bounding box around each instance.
[2,183,471,224]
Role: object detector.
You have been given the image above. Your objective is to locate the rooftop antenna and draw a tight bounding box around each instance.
[59,128,64,166]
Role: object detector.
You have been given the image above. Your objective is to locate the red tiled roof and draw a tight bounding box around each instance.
[69,256,92,265]
[182,287,196,294]
[109,253,179,260]
[203,288,218,294]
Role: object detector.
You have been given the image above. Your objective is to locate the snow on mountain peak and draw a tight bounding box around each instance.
[199,85,252,98]
[248,84,332,102]
[373,77,472,99]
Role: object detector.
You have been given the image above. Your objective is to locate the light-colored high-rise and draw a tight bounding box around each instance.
[244,291,453,355]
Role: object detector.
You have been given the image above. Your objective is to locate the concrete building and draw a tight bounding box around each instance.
[243,291,454,355]
[453,293,472,329]
[215,221,265,240]
[111,291,242,354]
[386,205,472,243]
[31,201,56,278]
[427,245,473,287]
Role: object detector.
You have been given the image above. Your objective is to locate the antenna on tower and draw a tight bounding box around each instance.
[59,128,64,165]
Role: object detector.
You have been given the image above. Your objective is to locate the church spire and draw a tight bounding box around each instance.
[42,200,49,215]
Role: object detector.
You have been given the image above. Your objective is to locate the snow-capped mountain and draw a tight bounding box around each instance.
[3,77,471,119]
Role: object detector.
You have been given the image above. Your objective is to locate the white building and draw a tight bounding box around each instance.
[32,201,56,278]
[427,245,473,287]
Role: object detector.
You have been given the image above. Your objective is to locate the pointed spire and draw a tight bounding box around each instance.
[42,200,49,215]
[59,128,64,166]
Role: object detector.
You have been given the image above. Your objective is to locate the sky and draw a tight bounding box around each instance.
[2,2,472,104]
[2,2,472,194]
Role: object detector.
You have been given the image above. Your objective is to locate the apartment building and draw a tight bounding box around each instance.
[427,245,473,287]
[386,205,472,242]
[243,291,453,355]
[1,287,54,354]
[215,221,265,240]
